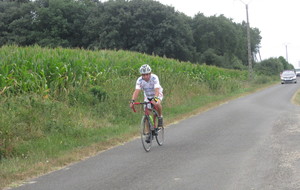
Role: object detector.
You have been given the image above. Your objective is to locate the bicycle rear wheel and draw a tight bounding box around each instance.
[140,116,152,152]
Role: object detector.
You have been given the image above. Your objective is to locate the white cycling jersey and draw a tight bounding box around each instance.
[135,73,163,100]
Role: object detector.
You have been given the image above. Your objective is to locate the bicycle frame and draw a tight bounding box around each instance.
[132,101,158,117]
[132,101,158,128]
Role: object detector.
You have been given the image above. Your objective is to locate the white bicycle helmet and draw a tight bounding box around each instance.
[139,64,151,74]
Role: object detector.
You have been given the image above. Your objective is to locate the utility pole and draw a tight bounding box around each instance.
[245,4,253,79]
[239,0,253,80]
[246,4,253,80]
[285,44,288,62]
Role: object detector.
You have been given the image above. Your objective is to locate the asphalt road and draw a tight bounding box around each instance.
[12,83,300,190]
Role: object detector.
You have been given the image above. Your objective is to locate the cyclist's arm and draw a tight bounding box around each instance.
[131,89,141,101]
[154,88,160,98]
[153,75,162,99]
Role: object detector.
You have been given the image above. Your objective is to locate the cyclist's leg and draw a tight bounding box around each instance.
[155,99,162,117]
[154,94,163,127]
[153,92,163,117]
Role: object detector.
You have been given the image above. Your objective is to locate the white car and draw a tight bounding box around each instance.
[281,70,297,84]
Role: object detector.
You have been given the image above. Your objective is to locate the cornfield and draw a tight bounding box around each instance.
[0,45,248,97]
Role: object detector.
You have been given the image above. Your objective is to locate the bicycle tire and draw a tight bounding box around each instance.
[140,115,152,152]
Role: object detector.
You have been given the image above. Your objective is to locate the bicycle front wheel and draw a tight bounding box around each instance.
[140,116,152,152]
[155,125,164,146]
[152,110,164,146]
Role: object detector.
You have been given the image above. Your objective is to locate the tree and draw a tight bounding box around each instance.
[254,58,284,76]
[191,14,251,68]
[0,1,31,46]
[83,0,131,49]
[31,0,90,47]
[6,2,37,45]
[278,56,294,70]
[200,48,223,66]
[192,14,238,57]
[83,0,195,61]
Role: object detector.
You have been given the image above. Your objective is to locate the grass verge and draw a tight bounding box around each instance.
[292,88,300,105]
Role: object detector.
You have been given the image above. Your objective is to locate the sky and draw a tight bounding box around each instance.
[156,0,300,68]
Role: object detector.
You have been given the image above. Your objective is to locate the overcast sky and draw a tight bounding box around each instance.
[156,0,300,68]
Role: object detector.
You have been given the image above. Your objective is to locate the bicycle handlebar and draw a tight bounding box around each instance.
[131,101,154,113]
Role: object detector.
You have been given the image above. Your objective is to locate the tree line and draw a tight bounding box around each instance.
[0,0,292,72]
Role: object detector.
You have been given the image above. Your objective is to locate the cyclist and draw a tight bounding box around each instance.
[130,64,164,127]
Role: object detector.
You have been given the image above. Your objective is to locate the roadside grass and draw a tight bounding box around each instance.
[0,45,278,189]
[293,88,300,105]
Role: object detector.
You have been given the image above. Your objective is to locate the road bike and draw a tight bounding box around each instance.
[131,100,164,152]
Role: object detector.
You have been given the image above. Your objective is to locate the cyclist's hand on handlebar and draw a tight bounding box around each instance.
[129,100,135,109]
[154,96,159,103]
